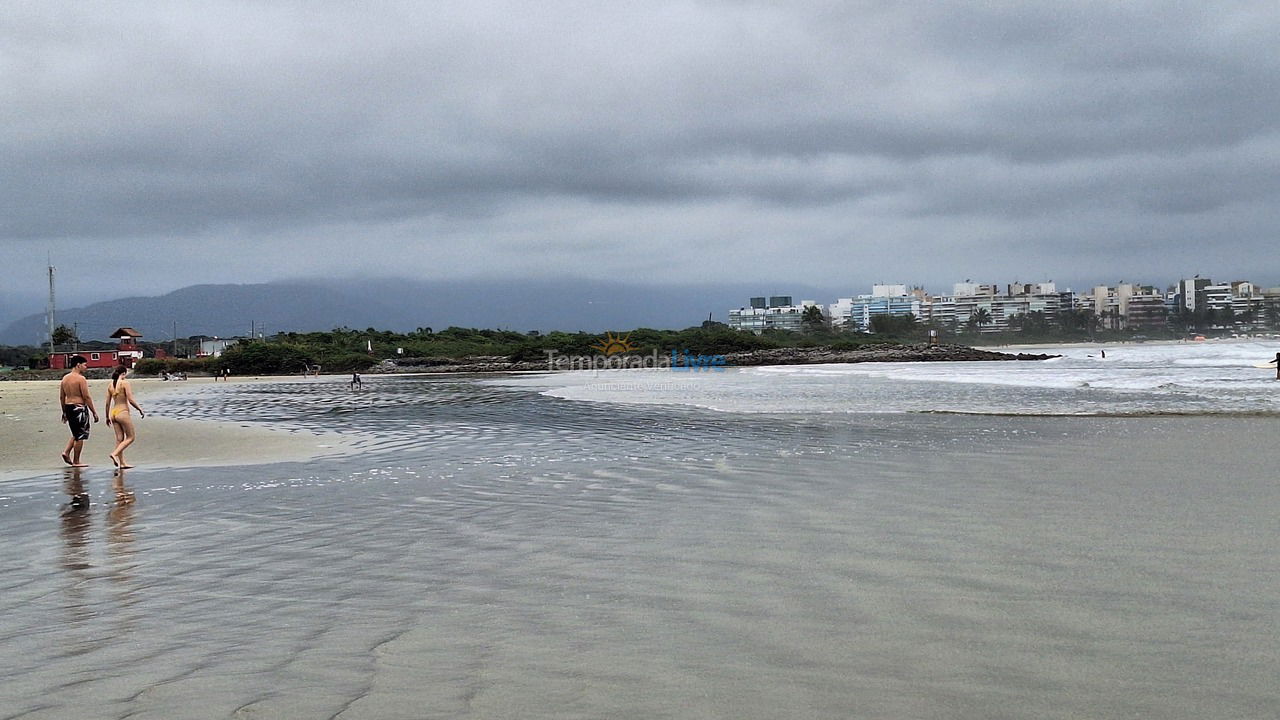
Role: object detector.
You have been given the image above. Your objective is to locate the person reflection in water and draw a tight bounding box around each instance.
[106,469,138,605]
[59,467,94,622]
[60,466,91,517]
[59,466,138,624]
[112,468,136,507]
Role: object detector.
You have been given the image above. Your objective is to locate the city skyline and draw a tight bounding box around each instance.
[730,276,1280,334]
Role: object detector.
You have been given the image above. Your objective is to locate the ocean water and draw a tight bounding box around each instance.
[492,339,1280,415]
[1,342,1278,719]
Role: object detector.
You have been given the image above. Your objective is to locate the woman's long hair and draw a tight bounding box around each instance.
[111,364,128,389]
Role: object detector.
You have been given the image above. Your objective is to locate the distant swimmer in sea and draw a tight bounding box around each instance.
[58,355,99,467]
[104,365,145,469]
[351,371,363,390]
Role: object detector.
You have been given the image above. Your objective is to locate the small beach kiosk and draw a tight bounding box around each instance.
[109,327,146,366]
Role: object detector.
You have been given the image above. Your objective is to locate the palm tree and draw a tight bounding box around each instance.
[967,308,992,333]
[801,305,826,332]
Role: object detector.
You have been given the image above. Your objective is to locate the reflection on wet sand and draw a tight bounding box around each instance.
[110,468,137,511]
[58,467,94,624]
[57,466,140,627]
[106,469,139,610]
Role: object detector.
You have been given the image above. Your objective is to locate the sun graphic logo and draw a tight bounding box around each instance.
[591,331,638,356]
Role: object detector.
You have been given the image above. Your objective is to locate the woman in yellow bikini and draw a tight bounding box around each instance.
[104,365,145,469]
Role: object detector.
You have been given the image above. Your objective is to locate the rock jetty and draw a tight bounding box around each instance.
[373,343,1057,374]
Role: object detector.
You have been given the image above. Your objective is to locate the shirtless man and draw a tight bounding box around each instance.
[59,355,99,467]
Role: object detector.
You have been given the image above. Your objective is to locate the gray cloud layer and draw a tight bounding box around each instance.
[3,1,1279,312]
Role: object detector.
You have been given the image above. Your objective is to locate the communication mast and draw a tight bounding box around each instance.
[46,258,56,355]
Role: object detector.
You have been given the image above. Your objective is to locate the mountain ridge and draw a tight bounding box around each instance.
[0,277,840,344]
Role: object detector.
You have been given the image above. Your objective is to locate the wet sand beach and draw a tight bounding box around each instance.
[0,377,350,480]
[1,373,1277,719]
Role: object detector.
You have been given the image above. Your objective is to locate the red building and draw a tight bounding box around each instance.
[48,349,124,370]
[48,327,148,370]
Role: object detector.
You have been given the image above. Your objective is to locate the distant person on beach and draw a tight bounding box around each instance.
[104,365,145,469]
[1271,352,1280,380]
[224,368,231,382]
[58,355,98,467]
[351,372,362,390]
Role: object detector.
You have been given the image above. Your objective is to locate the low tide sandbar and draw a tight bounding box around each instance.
[0,376,353,480]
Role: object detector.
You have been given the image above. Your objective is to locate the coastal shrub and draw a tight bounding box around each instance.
[671,328,778,354]
[506,331,606,362]
[0,345,41,368]
[133,359,164,375]
[134,357,214,375]
[829,338,875,351]
[220,341,312,374]
[316,352,378,372]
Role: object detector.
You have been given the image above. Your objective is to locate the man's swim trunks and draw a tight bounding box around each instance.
[63,404,90,440]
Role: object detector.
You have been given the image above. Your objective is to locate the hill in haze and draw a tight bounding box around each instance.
[0,278,841,345]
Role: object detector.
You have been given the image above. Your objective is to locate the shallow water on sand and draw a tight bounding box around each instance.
[1,376,1278,719]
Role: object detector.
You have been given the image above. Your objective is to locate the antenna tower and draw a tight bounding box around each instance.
[46,258,56,355]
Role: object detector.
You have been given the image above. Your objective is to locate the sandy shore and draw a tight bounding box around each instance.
[0,376,350,480]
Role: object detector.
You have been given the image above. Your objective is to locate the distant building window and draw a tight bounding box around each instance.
[90,353,100,360]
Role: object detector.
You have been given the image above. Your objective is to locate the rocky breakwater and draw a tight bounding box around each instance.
[370,356,552,374]
[372,344,1056,374]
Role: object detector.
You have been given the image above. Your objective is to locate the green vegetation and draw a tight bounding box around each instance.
[801,305,826,332]
[133,357,217,375]
[131,325,900,375]
[868,314,921,337]
[50,324,78,346]
[11,310,1265,377]
[0,345,43,369]
[273,325,898,370]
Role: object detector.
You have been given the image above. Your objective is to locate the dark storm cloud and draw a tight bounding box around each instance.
[2,0,1279,302]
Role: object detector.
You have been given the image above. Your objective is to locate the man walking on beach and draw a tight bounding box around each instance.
[1271,352,1280,380]
[59,355,99,467]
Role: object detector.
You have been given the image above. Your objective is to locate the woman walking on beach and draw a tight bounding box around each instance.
[104,365,145,469]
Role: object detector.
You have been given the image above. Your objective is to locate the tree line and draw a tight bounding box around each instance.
[5,305,1272,375]
[189,324,899,375]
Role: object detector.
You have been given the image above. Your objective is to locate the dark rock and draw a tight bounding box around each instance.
[372,343,1058,375]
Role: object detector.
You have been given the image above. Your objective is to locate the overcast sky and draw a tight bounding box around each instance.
[3,1,1279,315]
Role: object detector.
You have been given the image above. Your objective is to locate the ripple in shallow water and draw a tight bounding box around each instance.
[1,377,1277,719]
